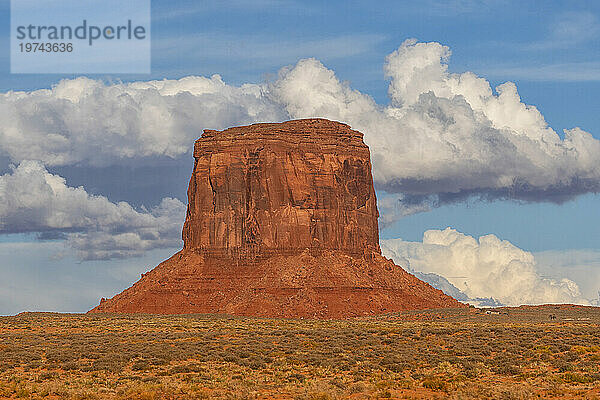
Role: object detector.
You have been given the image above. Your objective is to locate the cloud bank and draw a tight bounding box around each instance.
[1,39,599,259]
[0,75,286,166]
[2,39,599,223]
[382,228,590,306]
[0,161,185,259]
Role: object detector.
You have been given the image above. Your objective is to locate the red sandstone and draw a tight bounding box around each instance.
[90,119,464,317]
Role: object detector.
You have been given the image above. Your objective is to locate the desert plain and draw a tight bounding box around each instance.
[1,305,600,399]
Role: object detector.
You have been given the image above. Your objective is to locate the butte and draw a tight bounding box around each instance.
[90,118,464,318]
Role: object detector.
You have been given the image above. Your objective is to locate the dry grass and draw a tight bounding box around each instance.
[1,306,599,399]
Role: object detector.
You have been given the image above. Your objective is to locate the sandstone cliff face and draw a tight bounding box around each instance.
[182,119,380,258]
[90,119,464,317]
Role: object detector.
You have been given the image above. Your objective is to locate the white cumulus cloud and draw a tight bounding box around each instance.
[270,40,600,220]
[1,40,598,223]
[0,75,287,166]
[0,161,185,260]
[1,39,600,245]
[382,228,591,306]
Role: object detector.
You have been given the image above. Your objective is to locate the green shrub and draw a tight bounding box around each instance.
[422,377,447,391]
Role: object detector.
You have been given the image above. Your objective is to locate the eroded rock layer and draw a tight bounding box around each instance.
[90,119,464,317]
[182,118,380,258]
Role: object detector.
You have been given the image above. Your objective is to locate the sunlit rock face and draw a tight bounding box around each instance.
[90,119,464,318]
[182,118,380,258]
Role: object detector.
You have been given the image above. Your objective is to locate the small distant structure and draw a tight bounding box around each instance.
[549,314,556,320]
[485,310,500,315]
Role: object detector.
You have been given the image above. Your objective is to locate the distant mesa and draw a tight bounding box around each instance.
[89,118,464,318]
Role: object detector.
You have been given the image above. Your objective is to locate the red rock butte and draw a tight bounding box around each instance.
[90,118,464,318]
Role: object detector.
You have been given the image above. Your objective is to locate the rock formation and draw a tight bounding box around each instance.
[183,119,380,258]
[90,119,464,318]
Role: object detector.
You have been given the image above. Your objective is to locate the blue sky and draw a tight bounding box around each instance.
[1,0,599,313]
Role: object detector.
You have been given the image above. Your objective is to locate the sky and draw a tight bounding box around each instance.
[1,0,600,313]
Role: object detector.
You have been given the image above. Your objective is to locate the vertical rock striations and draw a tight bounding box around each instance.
[90,119,464,317]
[182,119,380,258]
